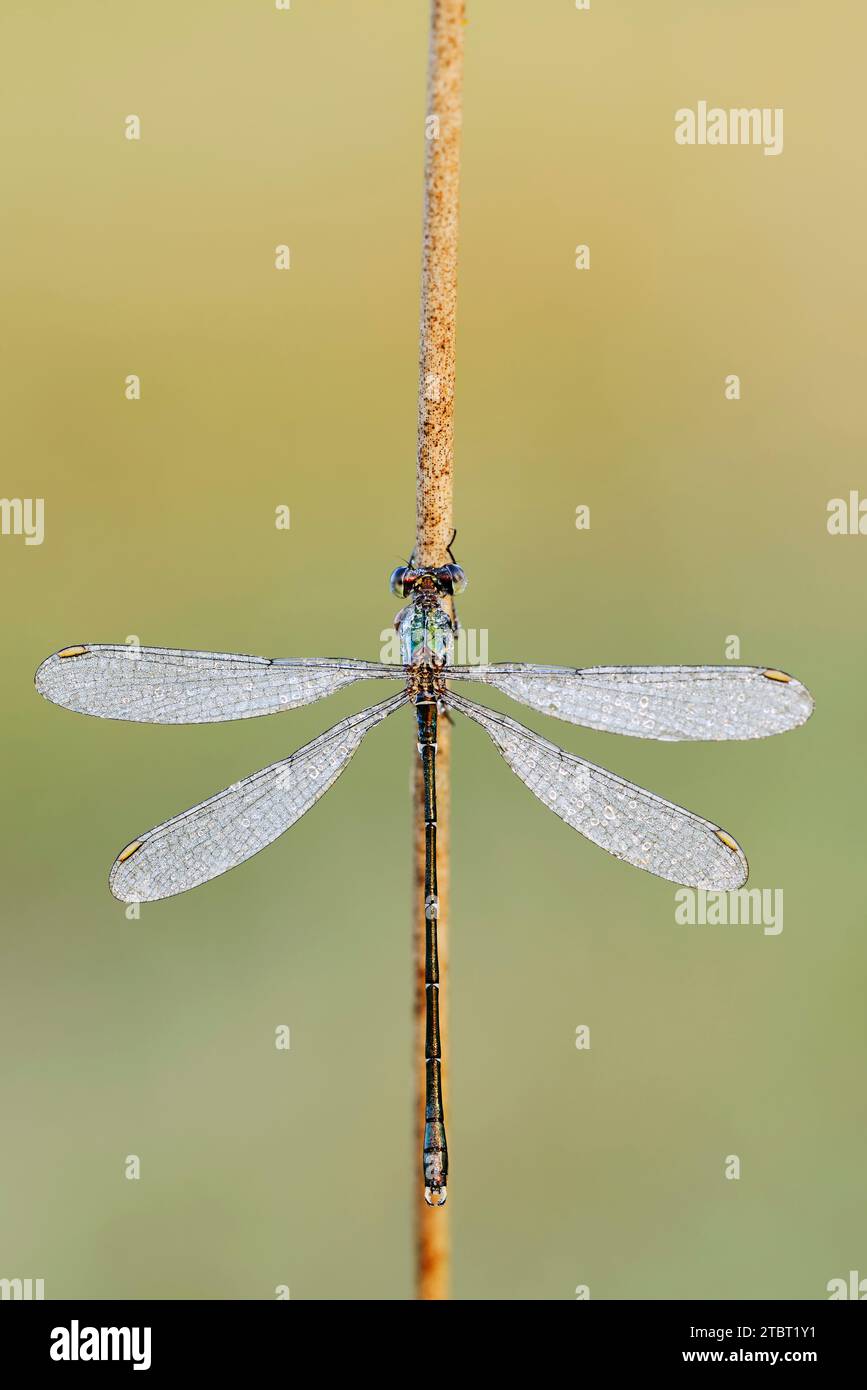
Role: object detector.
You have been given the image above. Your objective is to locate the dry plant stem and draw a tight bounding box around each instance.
[413,724,450,1299]
[414,0,464,1302]
[415,0,463,569]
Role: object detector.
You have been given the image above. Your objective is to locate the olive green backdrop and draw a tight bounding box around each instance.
[1,1,864,1300]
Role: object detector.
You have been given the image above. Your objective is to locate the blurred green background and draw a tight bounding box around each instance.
[1,0,865,1300]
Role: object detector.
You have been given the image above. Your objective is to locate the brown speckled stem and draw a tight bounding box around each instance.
[414,0,463,1303]
[415,0,462,568]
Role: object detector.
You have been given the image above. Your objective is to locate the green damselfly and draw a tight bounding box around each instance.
[35,563,813,1204]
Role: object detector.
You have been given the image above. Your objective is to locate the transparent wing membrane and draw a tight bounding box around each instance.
[447,664,813,741]
[110,693,405,902]
[35,645,400,724]
[449,690,748,890]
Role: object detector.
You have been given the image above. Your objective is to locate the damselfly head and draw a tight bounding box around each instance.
[389,564,467,598]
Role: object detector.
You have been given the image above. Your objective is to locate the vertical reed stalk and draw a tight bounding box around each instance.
[413,0,464,1303]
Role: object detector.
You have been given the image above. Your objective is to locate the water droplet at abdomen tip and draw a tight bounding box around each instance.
[424,1185,447,1207]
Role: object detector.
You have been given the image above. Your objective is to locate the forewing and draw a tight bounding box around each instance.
[110,692,405,901]
[450,691,748,890]
[35,645,399,723]
[447,664,813,741]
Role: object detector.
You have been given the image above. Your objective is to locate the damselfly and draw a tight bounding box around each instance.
[35,563,813,1204]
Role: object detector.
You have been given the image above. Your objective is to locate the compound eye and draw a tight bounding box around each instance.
[389,566,411,597]
[440,564,467,595]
